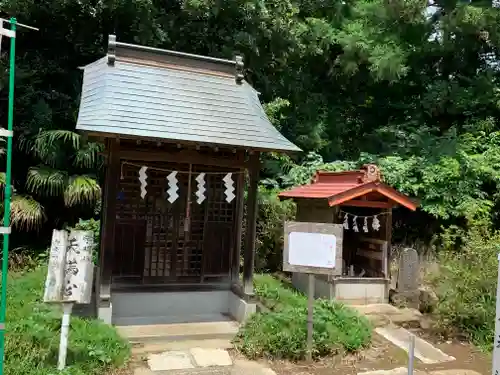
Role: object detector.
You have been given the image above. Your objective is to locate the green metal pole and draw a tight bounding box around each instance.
[0,17,16,375]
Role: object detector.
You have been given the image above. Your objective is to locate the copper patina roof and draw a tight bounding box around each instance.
[278,164,418,211]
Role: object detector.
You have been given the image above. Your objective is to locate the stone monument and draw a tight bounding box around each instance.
[396,248,419,307]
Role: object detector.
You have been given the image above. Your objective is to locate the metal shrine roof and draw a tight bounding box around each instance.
[278,165,418,210]
[75,35,300,153]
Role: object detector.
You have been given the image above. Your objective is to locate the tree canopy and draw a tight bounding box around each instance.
[1,0,500,241]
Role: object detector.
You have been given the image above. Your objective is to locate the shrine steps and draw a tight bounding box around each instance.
[109,289,255,326]
[117,321,239,355]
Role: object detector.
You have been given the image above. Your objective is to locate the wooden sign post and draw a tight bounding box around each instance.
[283,222,343,361]
[43,229,94,370]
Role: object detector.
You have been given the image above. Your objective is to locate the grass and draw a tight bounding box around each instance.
[429,228,500,351]
[3,266,129,375]
[234,274,372,360]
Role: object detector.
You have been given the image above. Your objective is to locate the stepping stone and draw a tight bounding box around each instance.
[231,359,277,375]
[190,348,232,367]
[134,368,154,375]
[375,326,455,364]
[357,368,425,375]
[428,371,482,375]
[148,350,195,371]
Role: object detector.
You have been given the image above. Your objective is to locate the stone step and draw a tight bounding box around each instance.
[134,366,232,375]
[352,304,423,328]
[132,338,234,355]
[118,321,240,344]
[375,326,455,364]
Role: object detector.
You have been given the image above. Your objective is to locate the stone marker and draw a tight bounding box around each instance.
[397,248,419,294]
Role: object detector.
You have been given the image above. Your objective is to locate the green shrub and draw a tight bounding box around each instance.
[255,189,295,272]
[4,266,129,375]
[253,273,304,309]
[234,274,372,360]
[431,227,499,350]
[73,218,101,264]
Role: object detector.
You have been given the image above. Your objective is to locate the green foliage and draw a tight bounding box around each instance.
[269,119,500,227]
[255,189,295,272]
[73,218,101,264]
[9,195,46,232]
[235,274,372,360]
[2,0,500,238]
[430,227,500,350]
[4,267,129,375]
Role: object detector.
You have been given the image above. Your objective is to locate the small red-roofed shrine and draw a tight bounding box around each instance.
[278,164,418,304]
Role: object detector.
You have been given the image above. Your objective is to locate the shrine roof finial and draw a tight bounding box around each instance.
[360,164,381,183]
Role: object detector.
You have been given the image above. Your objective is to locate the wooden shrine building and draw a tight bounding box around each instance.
[75,35,300,325]
[279,165,417,304]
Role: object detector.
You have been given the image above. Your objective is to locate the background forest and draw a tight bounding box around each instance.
[2,0,500,348]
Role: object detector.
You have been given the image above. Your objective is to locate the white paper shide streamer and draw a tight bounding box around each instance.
[195,173,206,204]
[167,171,179,203]
[343,213,349,230]
[352,216,359,232]
[223,173,235,203]
[138,166,148,199]
[363,217,368,233]
[341,211,382,232]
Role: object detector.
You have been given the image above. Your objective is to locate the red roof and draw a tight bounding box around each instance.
[278,165,418,211]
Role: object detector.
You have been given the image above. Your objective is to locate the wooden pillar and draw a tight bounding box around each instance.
[232,169,245,282]
[97,138,120,322]
[243,152,260,295]
[384,208,393,279]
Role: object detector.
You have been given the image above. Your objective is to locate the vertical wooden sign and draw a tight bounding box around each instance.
[43,229,94,304]
[62,230,94,304]
[43,229,95,371]
[43,230,69,303]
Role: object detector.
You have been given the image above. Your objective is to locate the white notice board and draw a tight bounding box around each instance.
[288,232,336,269]
[283,221,343,275]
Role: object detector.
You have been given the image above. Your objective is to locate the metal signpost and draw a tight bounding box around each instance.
[408,333,415,375]
[0,19,16,375]
[283,221,343,361]
[0,18,38,375]
[492,254,500,375]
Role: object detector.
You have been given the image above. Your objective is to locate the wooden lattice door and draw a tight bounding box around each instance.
[113,161,238,284]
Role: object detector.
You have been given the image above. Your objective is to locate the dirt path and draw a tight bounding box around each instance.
[261,333,491,375]
[116,331,490,375]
